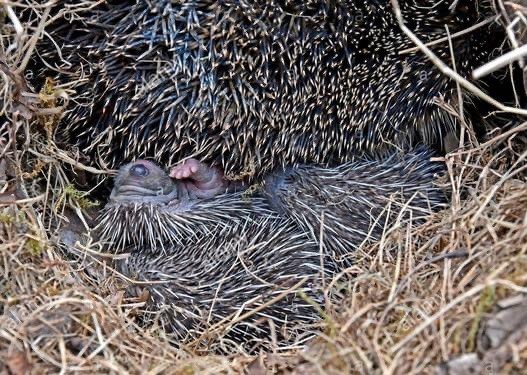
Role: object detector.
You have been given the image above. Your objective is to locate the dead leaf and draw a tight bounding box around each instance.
[5,351,31,375]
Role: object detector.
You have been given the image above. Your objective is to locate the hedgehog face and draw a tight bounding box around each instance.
[110,160,178,204]
[262,167,301,212]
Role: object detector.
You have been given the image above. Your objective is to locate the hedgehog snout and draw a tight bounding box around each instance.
[262,167,297,212]
[263,168,294,194]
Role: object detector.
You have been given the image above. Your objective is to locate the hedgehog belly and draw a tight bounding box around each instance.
[264,148,447,261]
[39,0,502,177]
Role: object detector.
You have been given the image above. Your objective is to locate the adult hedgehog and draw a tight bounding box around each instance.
[40,0,501,177]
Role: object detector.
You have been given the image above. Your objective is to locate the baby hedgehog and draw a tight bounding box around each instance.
[99,159,337,353]
[97,150,444,352]
[264,148,446,262]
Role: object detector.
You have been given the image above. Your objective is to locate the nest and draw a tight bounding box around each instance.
[1,0,527,373]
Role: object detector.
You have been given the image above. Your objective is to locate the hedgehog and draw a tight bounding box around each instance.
[263,147,447,263]
[97,150,444,351]
[97,158,253,252]
[38,0,503,178]
[98,159,337,352]
[118,217,333,353]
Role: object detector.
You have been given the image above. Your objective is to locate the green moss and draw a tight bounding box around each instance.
[467,286,495,352]
[241,183,262,201]
[0,213,15,224]
[298,290,337,338]
[39,77,63,136]
[25,238,43,256]
[176,365,195,375]
[57,184,99,210]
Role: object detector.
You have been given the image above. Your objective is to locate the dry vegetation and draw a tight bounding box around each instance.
[1,1,527,374]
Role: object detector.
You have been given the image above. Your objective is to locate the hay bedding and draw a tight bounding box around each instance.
[0,1,526,374]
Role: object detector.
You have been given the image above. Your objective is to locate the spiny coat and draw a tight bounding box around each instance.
[40,0,501,177]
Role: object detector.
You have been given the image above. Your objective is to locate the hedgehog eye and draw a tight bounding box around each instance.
[156,188,164,196]
[130,164,149,177]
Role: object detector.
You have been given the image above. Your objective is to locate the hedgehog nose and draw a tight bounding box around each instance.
[130,164,150,177]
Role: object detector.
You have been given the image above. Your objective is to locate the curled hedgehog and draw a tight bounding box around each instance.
[97,149,445,351]
[264,148,447,261]
[101,160,335,352]
[38,0,503,177]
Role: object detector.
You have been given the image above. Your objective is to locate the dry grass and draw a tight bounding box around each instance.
[1,1,527,374]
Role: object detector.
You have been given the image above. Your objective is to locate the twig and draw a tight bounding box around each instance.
[390,0,527,117]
